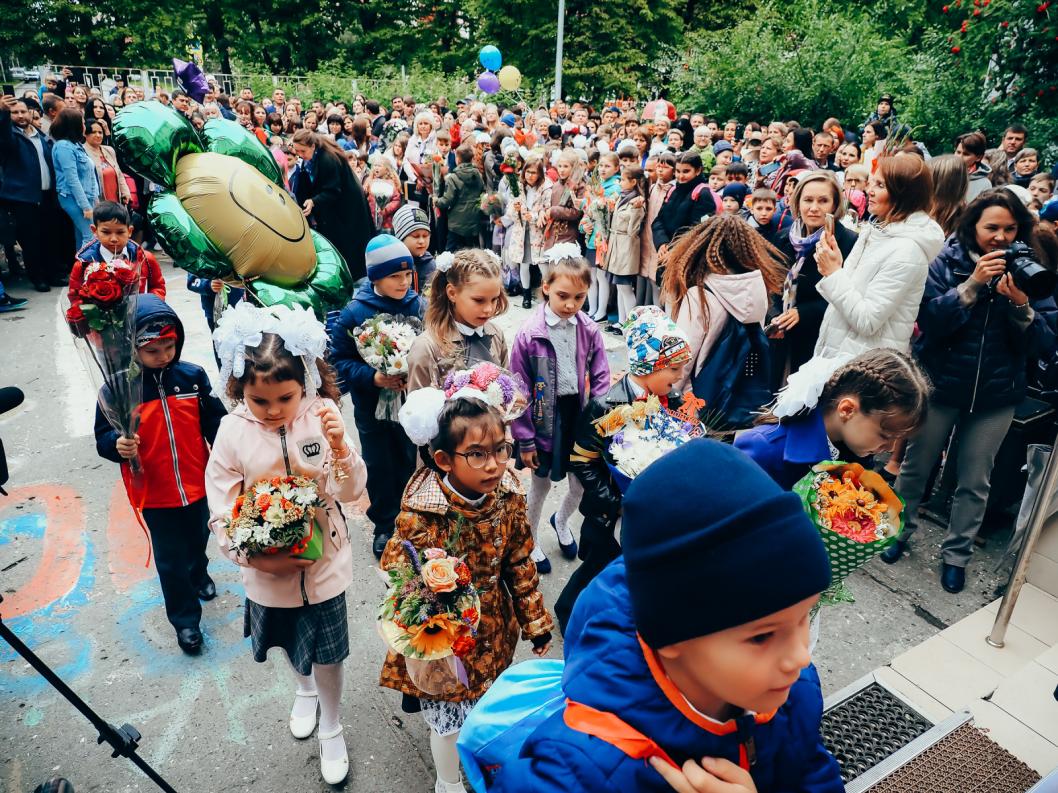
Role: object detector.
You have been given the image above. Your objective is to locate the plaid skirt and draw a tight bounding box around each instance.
[243,593,349,676]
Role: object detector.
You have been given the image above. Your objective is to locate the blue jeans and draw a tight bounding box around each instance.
[58,193,93,250]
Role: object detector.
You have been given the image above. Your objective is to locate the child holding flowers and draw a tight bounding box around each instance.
[330,234,424,559]
[735,349,930,490]
[205,302,367,786]
[510,248,610,575]
[556,305,692,632]
[387,364,554,793]
[406,248,509,391]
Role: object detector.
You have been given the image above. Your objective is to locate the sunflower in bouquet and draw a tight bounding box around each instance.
[378,541,482,696]
[794,462,904,604]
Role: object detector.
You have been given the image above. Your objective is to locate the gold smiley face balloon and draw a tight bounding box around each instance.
[112,103,353,317]
[175,153,315,287]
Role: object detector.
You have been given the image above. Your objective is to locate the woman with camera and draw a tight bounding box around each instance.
[882,189,1058,593]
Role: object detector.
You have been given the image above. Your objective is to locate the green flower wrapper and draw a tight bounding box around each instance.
[793,461,905,605]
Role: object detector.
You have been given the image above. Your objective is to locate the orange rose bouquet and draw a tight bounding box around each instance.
[379,541,481,695]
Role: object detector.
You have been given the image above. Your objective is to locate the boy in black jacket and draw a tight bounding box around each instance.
[329,235,424,558]
[555,306,691,632]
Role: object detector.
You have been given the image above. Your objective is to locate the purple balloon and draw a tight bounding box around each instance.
[172,58,209,102]
[477,71,500,95]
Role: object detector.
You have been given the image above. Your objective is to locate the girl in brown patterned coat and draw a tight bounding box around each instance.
[381,396,554,793]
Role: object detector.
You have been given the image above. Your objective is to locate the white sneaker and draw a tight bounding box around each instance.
[289,690,318,739]
[318,724,349,785]
[435,777,468,793]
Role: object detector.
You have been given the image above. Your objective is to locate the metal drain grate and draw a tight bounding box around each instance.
[821,682,933,783]
[863,722,1041,793]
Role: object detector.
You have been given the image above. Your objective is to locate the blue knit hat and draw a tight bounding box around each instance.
[622,439,832,649]
[722,182,749,207]
[365,234,414,281]
[500,112,517,128]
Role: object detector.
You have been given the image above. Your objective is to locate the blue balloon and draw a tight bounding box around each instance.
[479,45,502,72]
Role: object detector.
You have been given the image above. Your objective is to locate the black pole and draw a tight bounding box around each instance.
[0,595,180,793]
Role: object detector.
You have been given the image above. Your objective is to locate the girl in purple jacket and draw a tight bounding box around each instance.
[510,245,611,574]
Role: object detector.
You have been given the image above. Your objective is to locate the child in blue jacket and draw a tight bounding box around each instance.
[494,439,844,793]
[329,234,424,558]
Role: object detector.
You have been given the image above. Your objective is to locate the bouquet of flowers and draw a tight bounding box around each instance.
[225,475,324,560]
[584,184,615,257]
[480,192,505,221]
[443,362,529,421]
[352,313,423,421]
[500,151,521,198]
[378,541,482,696]
[793,462,904,604]
[63,258,144,474]
[595,395,705,492]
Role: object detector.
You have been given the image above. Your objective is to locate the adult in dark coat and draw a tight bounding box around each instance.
[768,171,858,389]
[291,128,373,281]
[886,189,1058,592]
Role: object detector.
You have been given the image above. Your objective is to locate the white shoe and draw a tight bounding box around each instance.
[289,690,318,739]
[435,777,468,793]
[318,724,349,785]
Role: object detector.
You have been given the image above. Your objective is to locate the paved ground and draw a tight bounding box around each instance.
[0,258,1014,792]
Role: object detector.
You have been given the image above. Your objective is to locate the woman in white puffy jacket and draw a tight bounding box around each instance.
[813,155,945,359]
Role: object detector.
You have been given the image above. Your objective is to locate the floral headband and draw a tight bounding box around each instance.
[213,301,329,402]
[398,362,529,446]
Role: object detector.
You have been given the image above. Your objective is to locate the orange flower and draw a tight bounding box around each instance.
[407,614,461,656]
[452,635,476,658]
[233,495,245,517]
[422,558,459,593]
[255,493,272,510]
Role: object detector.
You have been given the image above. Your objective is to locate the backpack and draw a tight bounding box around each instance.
[690,288,772,431]
[457,659,565,792]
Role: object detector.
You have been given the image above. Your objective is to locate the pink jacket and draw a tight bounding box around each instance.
[205,395,367,608]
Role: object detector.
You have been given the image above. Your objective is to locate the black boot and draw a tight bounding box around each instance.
[880,539,908,564]
[521,293,532,309]
[941,562,965,593]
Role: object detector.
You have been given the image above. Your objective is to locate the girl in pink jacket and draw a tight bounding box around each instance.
[205,303,367,786]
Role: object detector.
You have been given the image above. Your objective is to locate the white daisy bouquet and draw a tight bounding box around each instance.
[225,475,324,560]
[352,313,424,422]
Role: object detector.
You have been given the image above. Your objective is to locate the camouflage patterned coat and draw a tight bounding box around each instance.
[379,467,554,702]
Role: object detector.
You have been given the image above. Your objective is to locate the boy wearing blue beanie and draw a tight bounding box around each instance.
[495,439,843,793]
[330,234,424,558]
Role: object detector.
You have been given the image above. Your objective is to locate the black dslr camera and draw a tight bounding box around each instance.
[1004,241,1056,301]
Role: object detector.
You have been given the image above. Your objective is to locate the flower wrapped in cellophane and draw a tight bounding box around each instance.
[63,257,144,474]
[596,395,705,493]
[225,475,324,560]
[793,462,904,604]
[378,541,482,696]
[352,313,423,421]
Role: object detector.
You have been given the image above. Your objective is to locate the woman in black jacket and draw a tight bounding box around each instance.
[884,189,1058,592]
[651,151,716,284]
[768,171,858,389]
[291,128,373,281]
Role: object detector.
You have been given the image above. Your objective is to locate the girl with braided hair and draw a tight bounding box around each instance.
[662,213,786,395]
[735,348,931,490]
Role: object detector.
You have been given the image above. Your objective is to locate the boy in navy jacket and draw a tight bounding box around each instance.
[329,234,424,558]
[95,295,226,654]
[495,440,843,793]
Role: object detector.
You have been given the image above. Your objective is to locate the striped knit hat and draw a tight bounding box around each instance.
[392,204,430,242]
[365,234,414,282]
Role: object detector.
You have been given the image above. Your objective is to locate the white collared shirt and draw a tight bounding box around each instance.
[454,320,485,338]
[443,475,487,506]
[544,305,579,327]
[21,125,52,191]
[628,377,646,399]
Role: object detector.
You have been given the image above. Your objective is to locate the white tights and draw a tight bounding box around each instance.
[520,259,533,298]
[616,283,637,324]
[589,267,610,320]
[288,654,345,761]
[527,474,582,555]
[430,728,462,785]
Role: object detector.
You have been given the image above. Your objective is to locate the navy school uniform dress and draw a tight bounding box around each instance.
[94,296,226,632]
[329,280,424,543]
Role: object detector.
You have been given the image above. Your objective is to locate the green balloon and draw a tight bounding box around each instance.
[307,231,354,310]
[147,192,232,279]
[112,103,203,189]
[201,118,283,186]
[247,280,325,317]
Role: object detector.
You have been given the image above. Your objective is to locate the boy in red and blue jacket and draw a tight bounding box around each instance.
[494,440,843,793]
[95,295,226,655]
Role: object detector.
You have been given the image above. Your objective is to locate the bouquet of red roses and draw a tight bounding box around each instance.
[64,258,144,473]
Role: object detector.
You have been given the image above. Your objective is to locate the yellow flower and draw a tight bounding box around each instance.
[407,614,461,656]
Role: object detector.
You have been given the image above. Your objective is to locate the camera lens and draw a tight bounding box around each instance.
[1006,242,1056,301]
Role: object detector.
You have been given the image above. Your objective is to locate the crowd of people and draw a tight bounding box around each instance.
[6,70,1058,793]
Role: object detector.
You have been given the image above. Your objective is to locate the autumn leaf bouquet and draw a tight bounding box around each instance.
[793,462,904,604]
[378,541,482,696]
[225,475,325,560]
[352,313,423,421]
